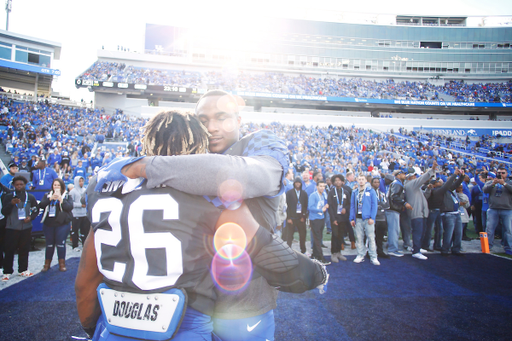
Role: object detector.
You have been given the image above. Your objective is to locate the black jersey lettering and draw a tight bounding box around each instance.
[112,300,120,316]
[143,304,152,320]
[151,305,160,321]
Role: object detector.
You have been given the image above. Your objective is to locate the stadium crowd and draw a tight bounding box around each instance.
[78,61,512,103]
[0,94,511,281]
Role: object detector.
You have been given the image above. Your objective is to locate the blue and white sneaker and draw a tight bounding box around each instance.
[389,251,404,257]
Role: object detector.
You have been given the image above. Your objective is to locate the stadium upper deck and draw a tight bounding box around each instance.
[75,15,512,117]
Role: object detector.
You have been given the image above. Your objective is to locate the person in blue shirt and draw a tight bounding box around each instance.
[345,170,358,190]
[0,162,18,190]
[350,174,379,265]
[308,180,330,265]
[47,149,62,167]
[73,160,87,179]
[31,158,59,191]
[283,168,295,193]
[80,152,91,171]
[303,171,317,196]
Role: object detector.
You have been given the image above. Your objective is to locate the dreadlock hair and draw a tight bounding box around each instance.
[141,110,209,156]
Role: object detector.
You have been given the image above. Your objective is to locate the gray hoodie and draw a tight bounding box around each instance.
[69,176,87,218]
[404,169,434,220]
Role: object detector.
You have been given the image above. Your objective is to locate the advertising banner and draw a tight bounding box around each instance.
[414,127,512,137]
[231,91,511,108]
[0,59,61,76]
[74,79,512,109]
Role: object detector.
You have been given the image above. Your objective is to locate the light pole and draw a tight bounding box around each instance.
[5,0,12,31]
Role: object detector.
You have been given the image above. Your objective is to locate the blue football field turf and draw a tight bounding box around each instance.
[1,253,511,341]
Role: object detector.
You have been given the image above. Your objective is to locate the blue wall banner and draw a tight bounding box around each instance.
[231,91,512,108]
[0,59,61,76]
[414,127,512,137]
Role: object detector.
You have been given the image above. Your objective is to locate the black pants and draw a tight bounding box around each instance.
[310,218,326,261]
[375,220,388,255]
[331,220,344,254]
[3,228,32,274]
[473,205,483,234]
[71,216,90,248]
[342,219,355,242]
[284,218,307,253]
[0,218,6,269]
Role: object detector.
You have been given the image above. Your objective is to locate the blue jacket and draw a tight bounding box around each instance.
[32,167,58,191]
[308,190,327,221]
[350,184,378,221]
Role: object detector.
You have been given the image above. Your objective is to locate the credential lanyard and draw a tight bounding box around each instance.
[336,188,344,206]
[39,168,46,182]
[15,192,28,209]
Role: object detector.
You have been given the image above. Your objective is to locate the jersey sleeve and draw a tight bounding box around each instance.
[145,154,283,199]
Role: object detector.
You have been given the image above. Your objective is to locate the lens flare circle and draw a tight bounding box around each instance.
[211,247,252,293]
[214,222,247,259]
[216,95,239,115]
[222,118,237,133]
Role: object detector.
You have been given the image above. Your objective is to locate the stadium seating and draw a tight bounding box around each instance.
[77,61,512,103]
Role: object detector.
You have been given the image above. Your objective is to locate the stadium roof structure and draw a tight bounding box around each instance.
[0,29,61,59]
[0,30,62,96]
[282,11,512,28]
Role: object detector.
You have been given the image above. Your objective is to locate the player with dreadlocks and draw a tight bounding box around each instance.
[76,110,328,341]
[140,110,209,157]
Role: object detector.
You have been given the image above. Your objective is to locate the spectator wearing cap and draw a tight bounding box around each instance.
[285,176,309,254]
[483,166,512,255]
[31,157,58,191]
[327,174,349,262]
[18,159,29,172]
[439,169,466,256]
[404,161,437,260]
[0,162,18,190]
[386,169,411,257]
